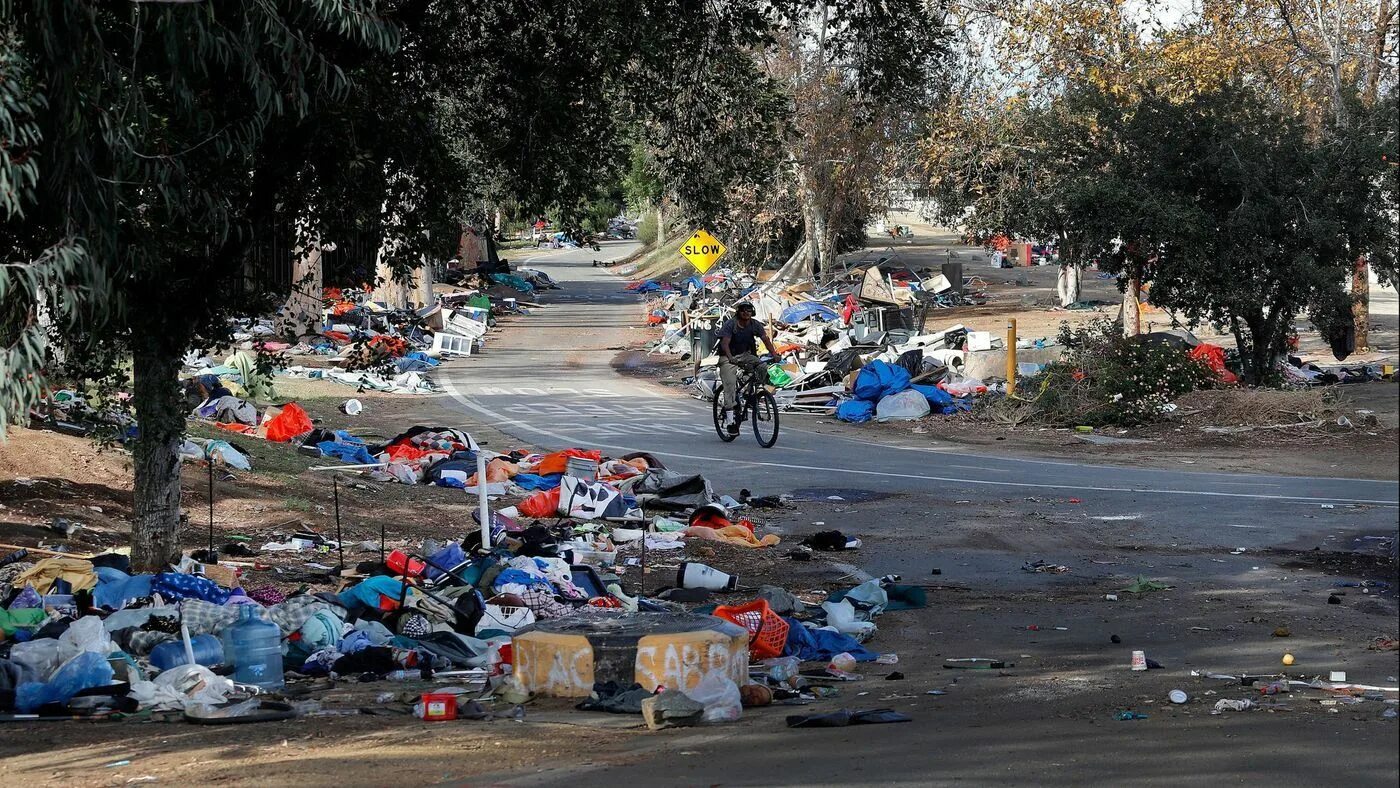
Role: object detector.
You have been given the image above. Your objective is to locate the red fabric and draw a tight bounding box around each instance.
[535,448,602,476]
[841,294,858,324]
[331,302,356,316]
[321,331,352,344]
[1189,343,1239,384]
[263,403,313,442]
[369,335,408,357]
[517,488,561,519]
[385,443,435,462]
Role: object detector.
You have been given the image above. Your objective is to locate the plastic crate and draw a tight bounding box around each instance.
[712,599,790,659]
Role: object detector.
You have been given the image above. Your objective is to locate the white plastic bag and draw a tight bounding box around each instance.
[940,376,987,397]
[685,672,742,724]
[130,664,233,710]
[7,638,63,683]
[58,615,115,662]
[821,599,877,639]
[875,389,931,422]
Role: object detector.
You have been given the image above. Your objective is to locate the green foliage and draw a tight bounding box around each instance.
[622,142,664,214]
[1007,320,1214,427]
[636,212,660,247]
[942,80,1399,384]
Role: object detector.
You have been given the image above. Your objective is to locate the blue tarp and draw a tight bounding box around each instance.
[835,400,875,423]
[489,273,535,293]
[779,301,842,325]
[514,473,563,491]
[852,361,911,402]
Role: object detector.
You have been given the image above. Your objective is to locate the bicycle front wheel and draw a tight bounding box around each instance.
[712,385,738,442]
[751,390,779,448]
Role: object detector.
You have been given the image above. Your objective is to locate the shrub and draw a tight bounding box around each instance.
[1012,319,1214,426]
[637,212,660,246]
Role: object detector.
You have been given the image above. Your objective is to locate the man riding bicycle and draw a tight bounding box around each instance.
[716,302,779,436]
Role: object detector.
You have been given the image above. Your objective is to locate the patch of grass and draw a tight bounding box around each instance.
[185,422,313,479]
[283,496,314,512]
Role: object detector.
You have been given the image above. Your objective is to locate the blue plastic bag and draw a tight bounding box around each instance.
[852,361,911,402]
[15,651,114,712]
[836,400,875,423]
[909,383,971,414]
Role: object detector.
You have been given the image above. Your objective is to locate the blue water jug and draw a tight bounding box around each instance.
[226,605,284,690]
[149,634,225,671]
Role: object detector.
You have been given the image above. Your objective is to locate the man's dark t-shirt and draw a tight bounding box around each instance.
[716,317,767,356]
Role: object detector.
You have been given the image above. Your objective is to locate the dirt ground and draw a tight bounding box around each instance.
[9,485,1388,787]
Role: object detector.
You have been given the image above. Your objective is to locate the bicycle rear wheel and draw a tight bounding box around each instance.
[751,390,779,448]
[712,385,738,442]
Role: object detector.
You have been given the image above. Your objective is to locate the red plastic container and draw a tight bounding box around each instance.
[419,692,457,722]
[387,550,426,577]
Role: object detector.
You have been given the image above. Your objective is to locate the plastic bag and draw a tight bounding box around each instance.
[262,402,313,442]
[938,376,987,397]
[685,672,742,724]
[852,361,911,402]
[821,599,878,639]
[58,615,115,662]
[835,400,874,423]
[15,651,115,712]
[517,487,561,518]
[130,663,234,711]
[204,440,252,471]
[875,389,931,422]
[7,638,63,683]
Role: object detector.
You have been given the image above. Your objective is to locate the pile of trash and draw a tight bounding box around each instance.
[0,439,921,728]
[192,260,559,399]
[637,255,1028,419]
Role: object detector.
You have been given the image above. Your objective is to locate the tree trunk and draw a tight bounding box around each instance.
[130,344,186,572]
[796,166,831,280]
[1057,264,1081,307]
[414,257,433,309]
[280,242,323,337]
[1352,255,1370,350]
[1122,271,1141,337]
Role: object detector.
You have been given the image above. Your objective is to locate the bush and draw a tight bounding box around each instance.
[1008,319,1214,426]
[637,212,660,246]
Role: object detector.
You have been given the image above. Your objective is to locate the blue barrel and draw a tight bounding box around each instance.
[149,634,224,671]
[225,605,284,690]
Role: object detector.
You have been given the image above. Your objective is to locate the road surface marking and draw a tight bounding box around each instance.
[441,377,1399,507]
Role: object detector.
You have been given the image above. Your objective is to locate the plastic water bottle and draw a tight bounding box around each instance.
[226,605,284,690]
[149,634,225,671]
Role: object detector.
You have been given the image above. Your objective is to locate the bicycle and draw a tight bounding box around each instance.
[712,363,780,448]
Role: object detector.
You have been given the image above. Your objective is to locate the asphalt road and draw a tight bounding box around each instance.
[442,241,1399,787]
[442,241,1399,560]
